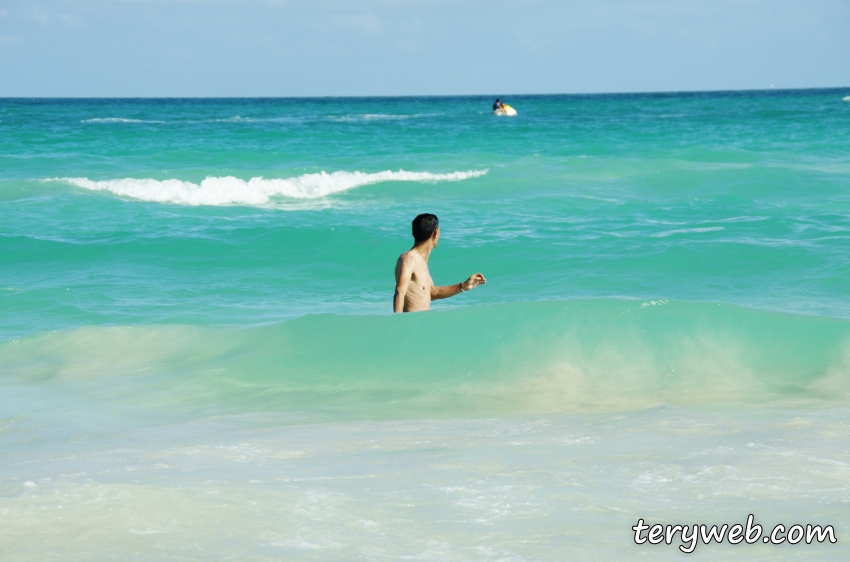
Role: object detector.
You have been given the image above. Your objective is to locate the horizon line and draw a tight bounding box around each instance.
[2,86,848,101]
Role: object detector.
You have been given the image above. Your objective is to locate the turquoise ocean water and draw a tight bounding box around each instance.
[2,91,850,559]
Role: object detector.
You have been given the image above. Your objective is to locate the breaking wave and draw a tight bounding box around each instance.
[3,299,849,419]
[49,169,488,206]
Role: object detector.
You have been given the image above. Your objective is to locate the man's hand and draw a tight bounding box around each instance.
[462,273,487,291]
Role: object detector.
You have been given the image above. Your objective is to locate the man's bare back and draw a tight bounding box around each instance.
[393,214,486,313]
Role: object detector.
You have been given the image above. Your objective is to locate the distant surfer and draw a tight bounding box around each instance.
[492,99,516,116]
[394,214,486,313]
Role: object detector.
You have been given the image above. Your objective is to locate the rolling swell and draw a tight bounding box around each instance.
[3,299,848,421]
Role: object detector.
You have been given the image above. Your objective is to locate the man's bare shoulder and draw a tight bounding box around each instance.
[395,250,419,280]
[397,250,422,266]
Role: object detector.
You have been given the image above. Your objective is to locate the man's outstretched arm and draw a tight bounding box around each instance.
[393,256,414,313]
[431,273,487,300]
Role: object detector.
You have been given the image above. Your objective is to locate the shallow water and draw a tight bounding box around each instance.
[2,91,850,559]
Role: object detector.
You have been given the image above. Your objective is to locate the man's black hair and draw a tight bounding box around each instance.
[412,213,439,243]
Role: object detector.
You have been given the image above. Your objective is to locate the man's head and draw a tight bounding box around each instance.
[412,213,439,245]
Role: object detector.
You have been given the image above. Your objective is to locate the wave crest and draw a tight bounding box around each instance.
[50,169,488,206]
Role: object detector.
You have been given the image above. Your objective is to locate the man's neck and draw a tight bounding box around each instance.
[412,241,433,262]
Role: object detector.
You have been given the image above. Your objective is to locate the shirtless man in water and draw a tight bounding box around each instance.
[394,213,486,313]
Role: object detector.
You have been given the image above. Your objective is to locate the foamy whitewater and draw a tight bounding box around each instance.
[2,92,850,560]
[54,169,487,205]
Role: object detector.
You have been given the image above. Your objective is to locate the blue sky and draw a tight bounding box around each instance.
[1,0,848,97]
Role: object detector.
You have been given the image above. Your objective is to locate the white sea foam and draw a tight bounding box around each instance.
[78,114,441,125]
[81,118,163,124]
[843,96,850,102]
[212,115,295,123]
[221,115,249,122]
[651,226,724,238]
[211,114,440,124]
[51,169,488,206]
[328,113,440,122]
